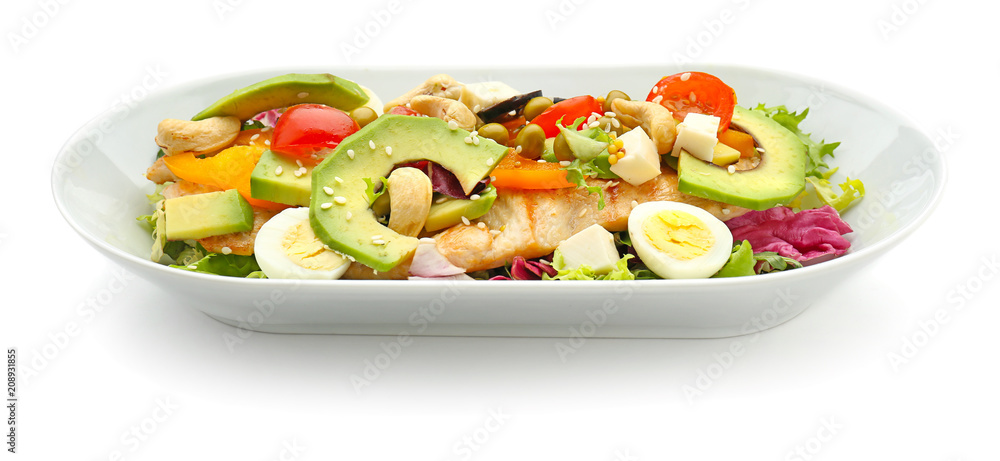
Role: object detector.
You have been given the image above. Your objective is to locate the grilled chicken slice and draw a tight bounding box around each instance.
[434,168,748,272]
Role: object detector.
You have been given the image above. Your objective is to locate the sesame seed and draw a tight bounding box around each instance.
[588,121,600,129]
[477,222,487,229]
[382,146,391,156]
[489,176,496,182]
[489,229,501,236]
[274,166,283,176]
[608,181,619,187]
[689,92,697,102]
[371,235,383,240]
[681,72,691,81]
[187,265,198,270]
[323,186,334,195]
[347,149,355,159]
[293,169,304,178]
[470,194,481,201]
[345,211,352,220]
[295,159,303,168]
[435,196,448,204]
[652,86,659,93]
[369,140,376,149]
[333,196,347,204]
[486,157,493,166]
[471,130,478,137]
[373,239,386,245]
[514,145,522,154]
[605,123,612,132]
[323,245,332,251]
[448,120,459,130]
[264,140,270,145]
[611,118,620,128]
[508,110,516,116]
[559,160,571,167]
[261,127,271,133]
[464,136,473,144]
[297,92,309,98]
[722,208,731,215]
[221,246,232,255]
[474,137,481,146]
[651,95,664,104]
[461,216,471,226]
[250,133,260,142]
[335,176,344,184]
[756,147,765,153]
[578,208,588,217]
[419,237,435,243]
[473,104,481,112]
[605,111,616,118]
[728,165,737,174]
[631,200,639,209]
[320,202,333,209]
[537,159,546,163]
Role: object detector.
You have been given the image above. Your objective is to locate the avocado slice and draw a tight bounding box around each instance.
[425,186,498,232]
[310,115,509,272]
[192,73,369,121]
[164,189,253,240]
[250,150,313,206]
[677,106,807,210]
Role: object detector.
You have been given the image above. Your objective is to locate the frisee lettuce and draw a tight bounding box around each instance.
[362,177,390,205]
[753,104,864,213]
[543,250,636,281]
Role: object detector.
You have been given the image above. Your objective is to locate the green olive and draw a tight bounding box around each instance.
[514,124,546,160]
[349,106,378,128]
[478,123,509,146]
[595,115,627,136]
[603,90,630,113]
[553,132,574,161]
[523,97,554,122]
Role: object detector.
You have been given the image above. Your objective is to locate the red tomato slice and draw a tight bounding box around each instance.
[646,72,736,132]
[271,104,359,162]
[529,95,602,138]
[388,105,421,116]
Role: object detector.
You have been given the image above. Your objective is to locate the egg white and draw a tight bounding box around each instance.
[253,207,351,280]
[627,201,733,279]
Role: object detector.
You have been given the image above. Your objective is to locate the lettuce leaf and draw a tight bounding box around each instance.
[753,251,803,273]
[714,240,755,277]
[544,250,635,281]
[170,252,264,278]
[563,159,607,210]
[790,168,866,213]
[362,177,390,205]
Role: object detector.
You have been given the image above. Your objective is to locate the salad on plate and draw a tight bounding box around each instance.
[139,71,865,281]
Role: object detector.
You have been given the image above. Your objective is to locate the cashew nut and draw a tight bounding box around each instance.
[155,116,240,156]
[409,95,477,131]
[611,99,677,155]
[384,74,463,112]
[387,167,433,237]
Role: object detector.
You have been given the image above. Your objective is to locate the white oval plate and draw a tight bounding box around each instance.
[52,65,945,338]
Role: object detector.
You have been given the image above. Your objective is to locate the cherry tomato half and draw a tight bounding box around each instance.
[646,72,736,132]
[529,95,603,138]
[271,104,359,162]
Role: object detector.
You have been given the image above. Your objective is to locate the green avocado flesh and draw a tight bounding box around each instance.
[678,106,806,210]
[310,115,510,272]
[425,186,497,232]
[250,150,313,206]
[192,73,369,121]
[164,189,253,240]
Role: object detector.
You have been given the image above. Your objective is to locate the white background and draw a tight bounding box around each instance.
[2,0,997,459]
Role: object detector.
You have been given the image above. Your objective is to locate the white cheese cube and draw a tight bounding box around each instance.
[556,224,620,275]
[671,113,720,161]
[610,127,661,187]
[460,81,520,112]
